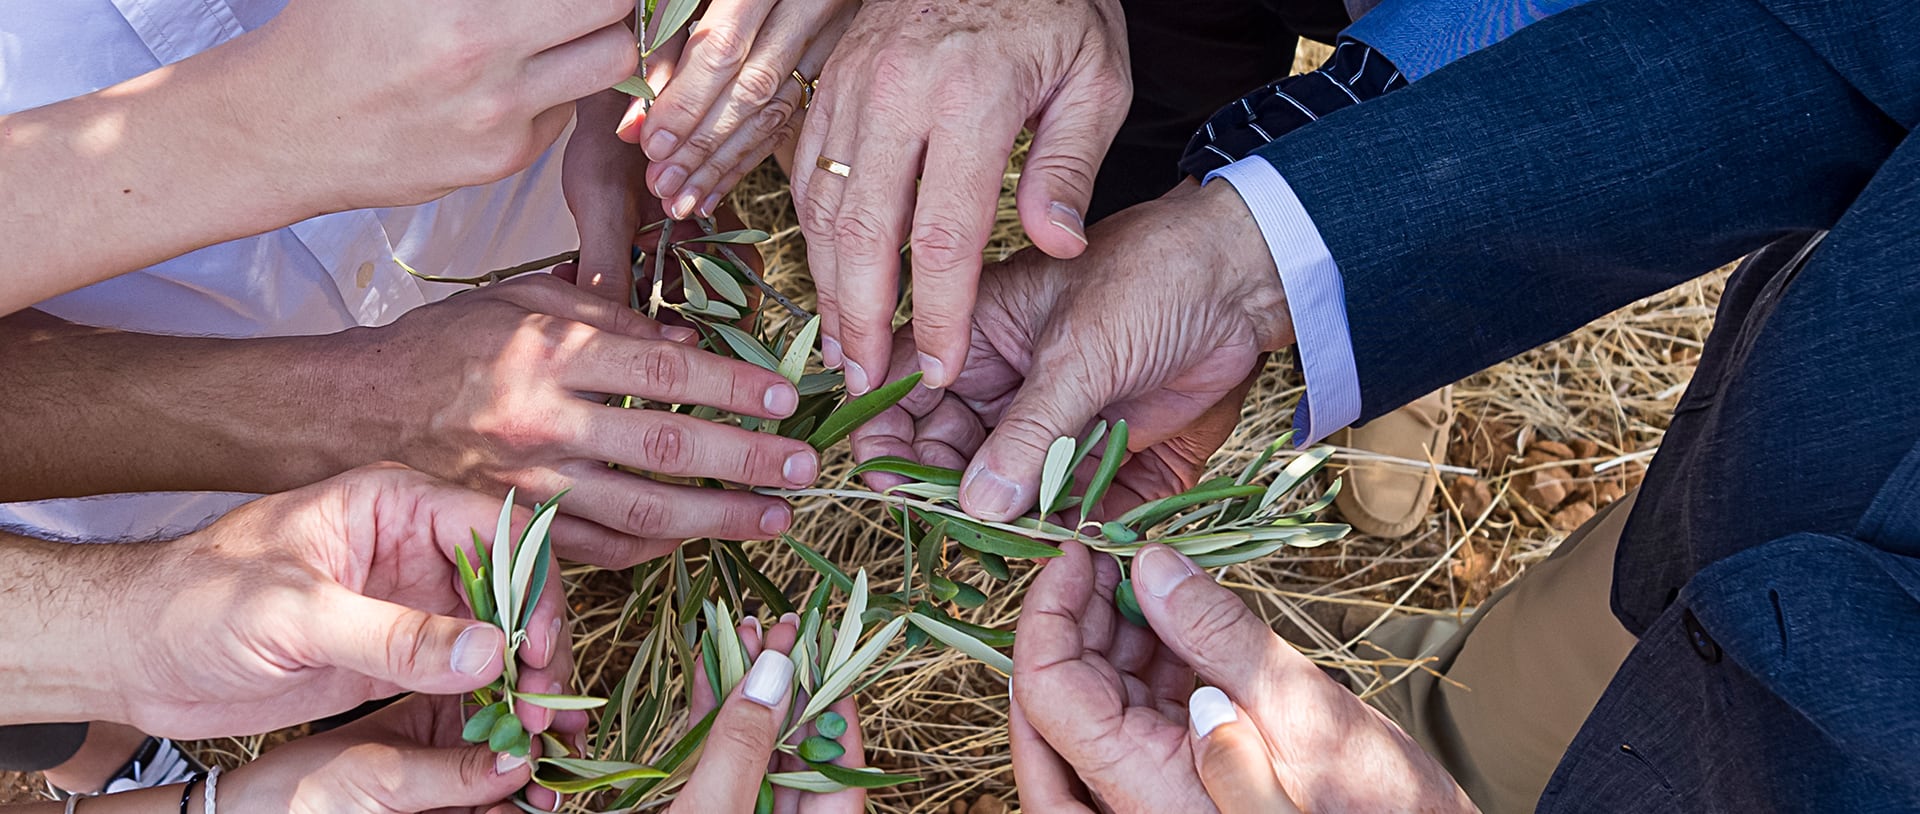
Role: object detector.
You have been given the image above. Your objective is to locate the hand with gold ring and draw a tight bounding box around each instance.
[620,0,860,221]
[1011,542,1480,814]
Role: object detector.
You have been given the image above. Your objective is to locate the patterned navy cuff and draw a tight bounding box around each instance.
[1179,38,1408,178]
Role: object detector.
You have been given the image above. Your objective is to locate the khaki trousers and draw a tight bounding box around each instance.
[1362,493,1641,814]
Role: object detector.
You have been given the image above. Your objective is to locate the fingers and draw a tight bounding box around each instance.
[906,111,1023,389]
[304,584,504,695]
[672,648,798,813]
[559,463,796,540]
[1013,66,1129,260]
[1130,545,1301,699]
[1010,693,1097,814]
[795,696,867,814]
[524,21,644,109]
[562,333,801,420]
[814,109,919,397]
[959,340,1107,521]
[548,513,682,569]
[512,564,573,735]
[1187,687,1301,814]
[642,0,782,166]
[366,741,534,812]
[578,407,818,488]
[564,91,649,304]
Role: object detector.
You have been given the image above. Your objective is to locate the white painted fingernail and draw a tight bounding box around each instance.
[1189,686,1236,739]
[1048,201,1088,246]
[742,650,795,707]
[742,615,762,639]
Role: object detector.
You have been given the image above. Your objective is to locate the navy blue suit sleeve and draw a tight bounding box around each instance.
[1249,0,1907,423]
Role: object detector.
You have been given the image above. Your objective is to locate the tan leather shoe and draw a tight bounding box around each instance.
[1330,387,1453,539]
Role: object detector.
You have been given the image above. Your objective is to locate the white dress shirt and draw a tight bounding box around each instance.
[0,0,579,541]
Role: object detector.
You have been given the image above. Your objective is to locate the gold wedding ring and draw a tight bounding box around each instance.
[790,69,818,110]
[816,155,853,178]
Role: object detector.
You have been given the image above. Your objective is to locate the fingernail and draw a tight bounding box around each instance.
[1048,201,1088,246]
[765,384,798,417]
[656,165,688,198]
[699,194,722,219]
[822,335,844,369]
[843,357,870,395]
[1136,545,1202,599]
[962,466,1023,519]
[1188,686,1236,739]
[663,325,699,344]
[452,625,501,677]
[760,503,793,536]
[917,353,947,389]
[645,130,678,161]
[742,615,763,639]
[742,650,796,707]
[784,451,818,486]
[779,612,800,627]
[495,752,529,775]
[545,617,563,665]
[671,191,699,220]
[617,103,645,134]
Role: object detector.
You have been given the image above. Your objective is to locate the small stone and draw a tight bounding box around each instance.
[1531,440,1577,461]
[1552,501,1598,532]
[1449,476,1495,521]
[1595,481,1626,505]
[969,795,1009,814]
[950,801,968,814]
[1523,466,1574,508]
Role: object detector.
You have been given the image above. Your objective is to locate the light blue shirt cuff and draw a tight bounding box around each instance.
[1344,0,1590,80]
[1203,158,1362,445]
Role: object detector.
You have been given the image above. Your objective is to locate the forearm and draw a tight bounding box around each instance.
[0,535,144,726]
[5,784,203,813]
[0,310,394,500]
[0,33,314,316]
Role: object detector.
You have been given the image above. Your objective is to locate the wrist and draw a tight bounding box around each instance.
[0,537,153,727]
[1168,180,1294,351]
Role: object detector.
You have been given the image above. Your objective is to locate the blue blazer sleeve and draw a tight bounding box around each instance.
[1249,0,1908,423]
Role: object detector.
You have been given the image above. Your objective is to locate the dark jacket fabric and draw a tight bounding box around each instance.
[1246,0,1920,808]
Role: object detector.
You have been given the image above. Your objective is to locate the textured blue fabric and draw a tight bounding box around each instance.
[1243,0,1918,807]
[1344,0,1590,79]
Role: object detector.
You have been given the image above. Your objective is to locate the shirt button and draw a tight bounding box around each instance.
[356,261,376,289]
[1682,609,1721,663]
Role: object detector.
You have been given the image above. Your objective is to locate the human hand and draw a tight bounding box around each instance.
[236,0,639,213]
[790,0,1132,394]
[337,274,819,566]
[1011,542,1478,813]
[849,180,1287,521]
[682,616,868,814]
[565,89,667,304]
[100,465,570,743]
[621,0,859,222]
[215,694,539,814]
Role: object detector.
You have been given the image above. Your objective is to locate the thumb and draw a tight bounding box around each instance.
[1132,545,1303,696]
[361,742,532,812]
[1188,687,1302,814]
[1015,68,1129,260]
[305,584,505,695]
[567,177,642,305]
[670,649,796,813]
[960,341,1107,521]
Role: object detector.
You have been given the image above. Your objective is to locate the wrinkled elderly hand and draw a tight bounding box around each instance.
[849,180,1288,521]
[623,0,860,221]
[791,0,1132,396]
[1011,542,1479,814]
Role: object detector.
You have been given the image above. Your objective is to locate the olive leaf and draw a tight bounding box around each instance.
[1038,435,1077,516]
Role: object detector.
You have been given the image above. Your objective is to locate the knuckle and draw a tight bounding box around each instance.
[910,221,977,268]
[640,421,688,469]
[384,609,435,679]
[1182,594,1251,657]
[798,195,839,239]
[695,25,750,71]
[684,129,724,160]
[708,712,775,759]
[832,210,890,256]
[634,344,688,392]
[734,65,785,105]
[622,492,671,535]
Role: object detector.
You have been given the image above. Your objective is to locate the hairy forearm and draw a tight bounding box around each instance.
[0,310,396,500]
[0,33,312,316]
[0,534,146,726]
